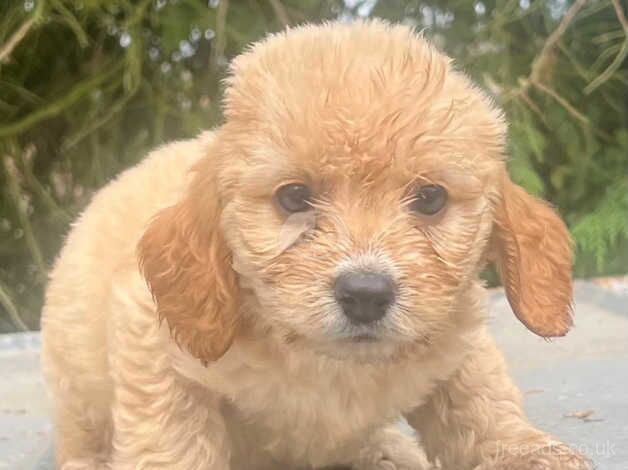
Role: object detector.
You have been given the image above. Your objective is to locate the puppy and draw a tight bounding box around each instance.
[41,21,591,470]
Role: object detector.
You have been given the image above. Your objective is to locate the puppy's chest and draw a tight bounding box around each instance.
[214,353,434,461]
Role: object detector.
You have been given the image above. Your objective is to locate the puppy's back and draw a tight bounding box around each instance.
[40,133,210,420]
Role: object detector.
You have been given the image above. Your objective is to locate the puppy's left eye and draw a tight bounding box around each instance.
[275,183,312,213]
[410,184,448,215]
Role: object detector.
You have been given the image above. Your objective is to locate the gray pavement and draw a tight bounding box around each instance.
[489,280,628,469]
[1,279,627,469]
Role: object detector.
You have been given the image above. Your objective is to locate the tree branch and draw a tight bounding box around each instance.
[503,0,590,126]
[0,60,124,139]
[532,81,589,124]
[213,0,230,68]
[530,0,589,83]
[268,0,291,28]
[0,17,35,64]
[585,0,628,94]
[0,280,28,331]
[50,0,89,47]
[3,156,47,281]
[0,0,46,64]
[16,144,72,222]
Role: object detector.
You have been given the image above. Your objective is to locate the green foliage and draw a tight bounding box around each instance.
[0,0,626,332]
[572,178,628,274]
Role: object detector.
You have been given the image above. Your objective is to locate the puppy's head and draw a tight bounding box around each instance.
[138,21,573,364]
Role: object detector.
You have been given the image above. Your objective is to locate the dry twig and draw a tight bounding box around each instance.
[0,18,36,64]
[213,0,230,68]
[564,409,604,422]
[0,0,45,64]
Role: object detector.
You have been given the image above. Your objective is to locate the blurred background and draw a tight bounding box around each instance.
[0,0,626,332]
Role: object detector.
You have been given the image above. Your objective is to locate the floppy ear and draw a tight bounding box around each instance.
[491,174,573,337]
[137,172,240,364]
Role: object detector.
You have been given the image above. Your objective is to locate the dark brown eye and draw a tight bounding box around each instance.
[410,184,448,215]
[275,183,312,213]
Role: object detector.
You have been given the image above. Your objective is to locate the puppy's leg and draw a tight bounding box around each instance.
[42,333,113,468]
[53,405,110,469]
[343,424,434,470]
[108,377,231,470]
[106,275,233,470]
[405,331,591,470]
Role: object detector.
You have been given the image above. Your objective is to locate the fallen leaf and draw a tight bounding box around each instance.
[563,410,604,422]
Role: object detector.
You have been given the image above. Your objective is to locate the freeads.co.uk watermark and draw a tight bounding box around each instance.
[486,440,617,460]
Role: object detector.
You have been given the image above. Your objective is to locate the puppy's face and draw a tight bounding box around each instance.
[218,118,499,359]
[139,22,574,364]
[213,23,506,359]
[222,157,494,358]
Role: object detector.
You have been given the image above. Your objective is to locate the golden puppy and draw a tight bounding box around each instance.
[41,21,591,470]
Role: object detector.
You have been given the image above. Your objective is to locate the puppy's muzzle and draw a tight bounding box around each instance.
[334,272,395,325]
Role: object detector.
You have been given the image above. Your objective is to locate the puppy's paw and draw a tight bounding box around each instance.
[356,436,435,470]
[475,442,593,470]
[367,451,436,470]
[61,457,110,470]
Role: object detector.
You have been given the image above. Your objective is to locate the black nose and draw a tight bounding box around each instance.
[334,272,395,325]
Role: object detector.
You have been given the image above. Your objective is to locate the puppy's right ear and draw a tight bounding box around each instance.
[137,174,240,365]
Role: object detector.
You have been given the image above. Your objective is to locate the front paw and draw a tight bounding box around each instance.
[353,425,436,470]
[357,448,436,470]
[477,442,593,470]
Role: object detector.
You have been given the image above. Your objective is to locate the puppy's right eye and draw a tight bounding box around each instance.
[275,183,312,213]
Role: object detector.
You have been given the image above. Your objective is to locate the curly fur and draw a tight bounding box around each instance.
[41,20,589,470]
[493,175,574,337]
[137,159,241,364]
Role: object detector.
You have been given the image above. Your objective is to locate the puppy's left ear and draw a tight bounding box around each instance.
[491,173,573,337]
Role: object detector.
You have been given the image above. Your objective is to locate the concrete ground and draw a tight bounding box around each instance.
[1,279,627,469]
